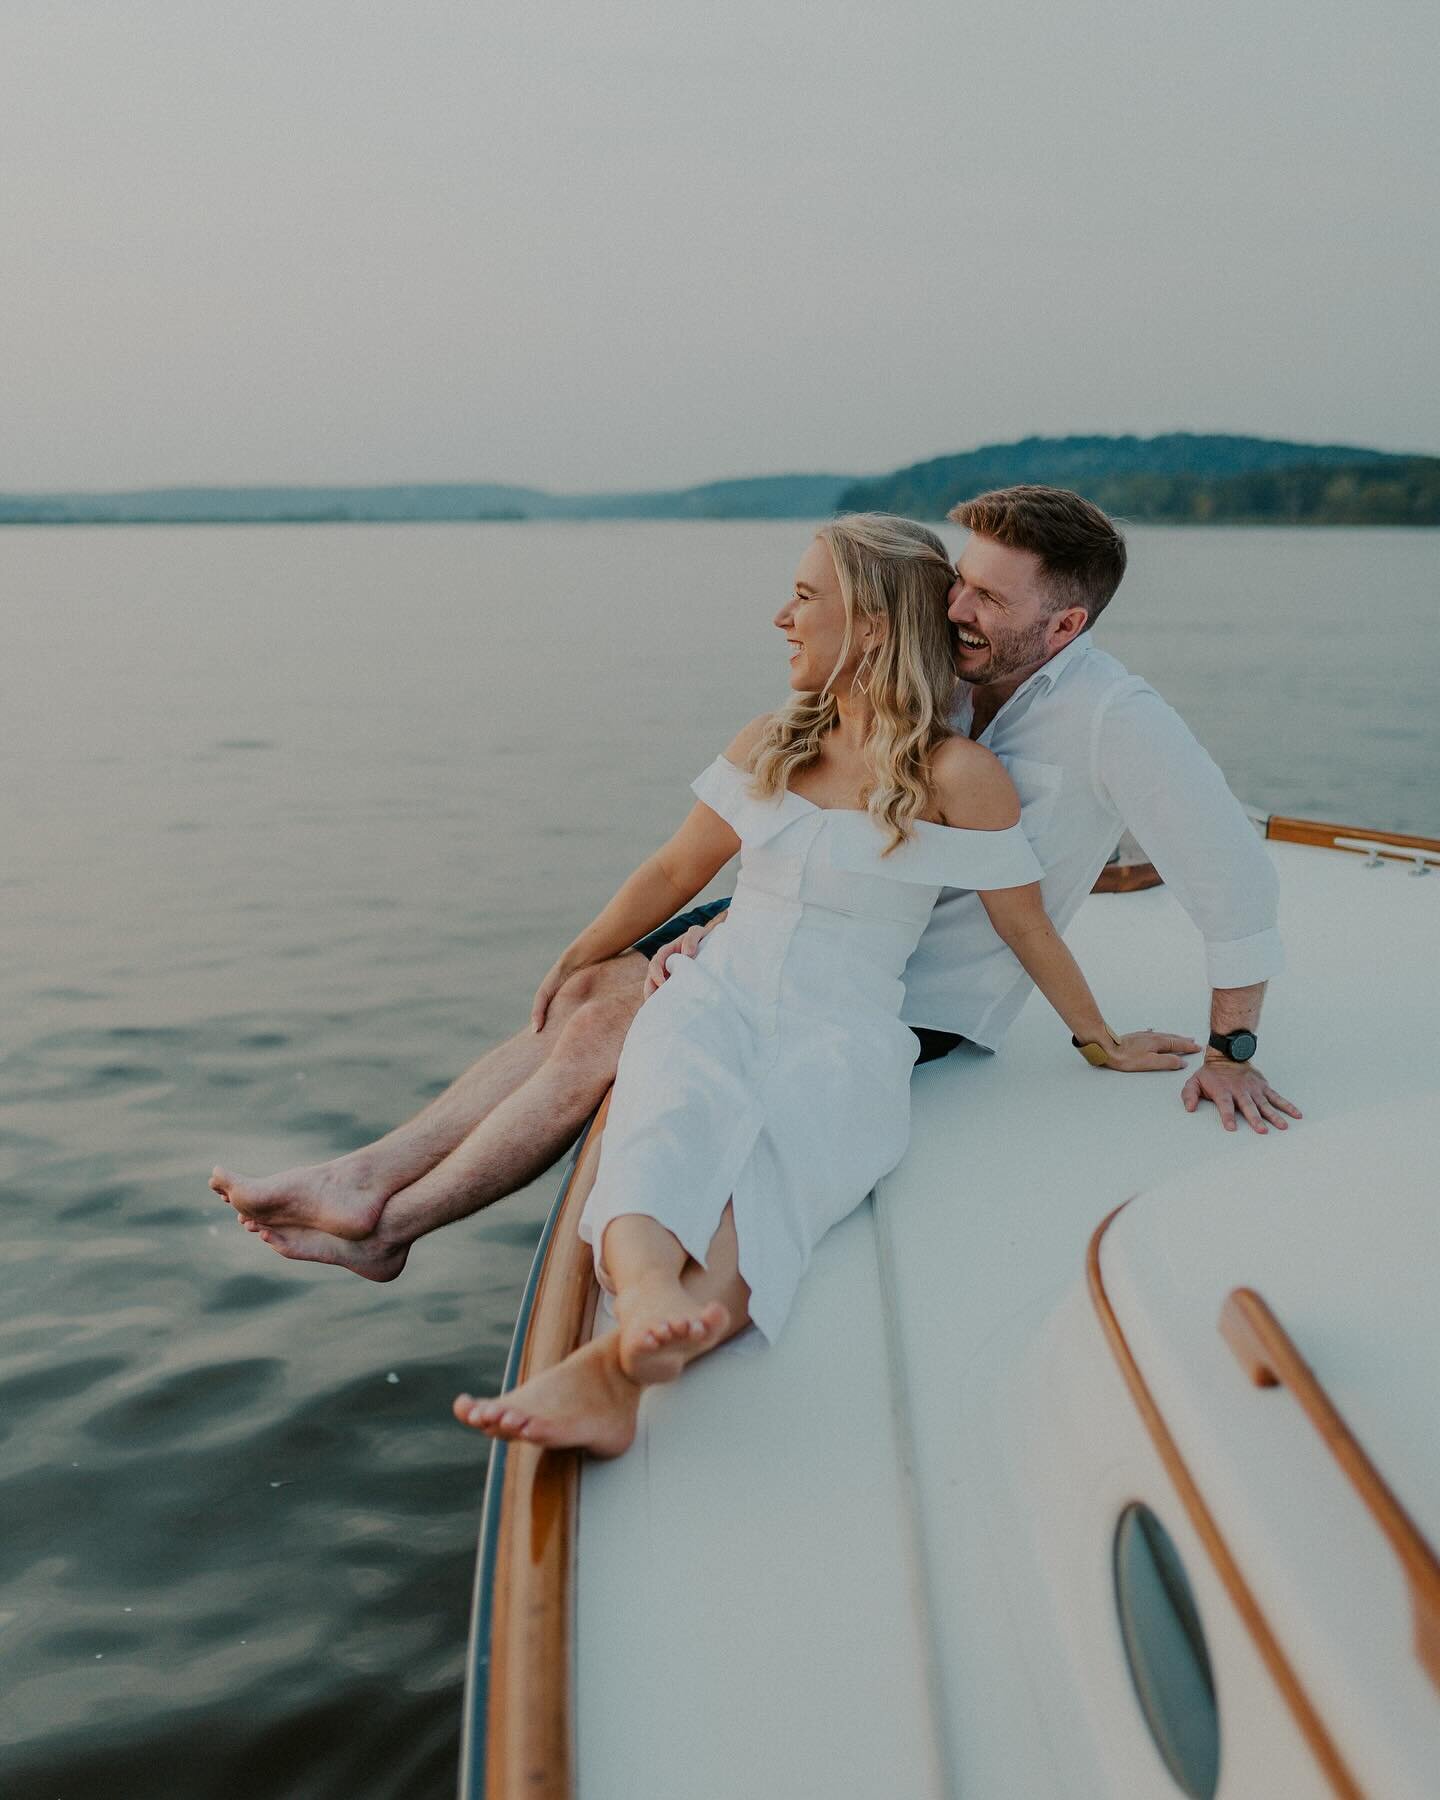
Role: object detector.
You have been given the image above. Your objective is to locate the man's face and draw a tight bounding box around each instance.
[946,534,1081,687]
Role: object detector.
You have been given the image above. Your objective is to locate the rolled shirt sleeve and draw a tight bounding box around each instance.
[1092,684,1285,988]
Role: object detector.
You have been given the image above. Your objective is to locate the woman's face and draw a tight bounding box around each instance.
[773,538,864,693]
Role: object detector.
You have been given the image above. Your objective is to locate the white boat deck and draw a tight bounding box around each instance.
[574,837,1439,1799]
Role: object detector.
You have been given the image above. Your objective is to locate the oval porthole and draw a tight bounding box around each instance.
[1113,1503,1220,1799]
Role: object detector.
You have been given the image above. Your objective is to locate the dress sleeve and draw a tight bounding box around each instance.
[690,756,812,848]
[900,820,1044,890]
[689,755,749,828]
[828,814,1044,888]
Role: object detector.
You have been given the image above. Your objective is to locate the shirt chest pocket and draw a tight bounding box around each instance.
[998,755,1064,847]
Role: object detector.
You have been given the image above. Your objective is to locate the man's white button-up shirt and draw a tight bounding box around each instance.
[900,634,1285,1047]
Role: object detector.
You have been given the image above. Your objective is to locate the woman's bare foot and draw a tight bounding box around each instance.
[454,1337,641,1458]
[615,1274,729,1385]
[209,1154,388,1240]
[246,1220,409,1283]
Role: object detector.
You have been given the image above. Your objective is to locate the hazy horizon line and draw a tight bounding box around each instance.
[6,427,1438,501]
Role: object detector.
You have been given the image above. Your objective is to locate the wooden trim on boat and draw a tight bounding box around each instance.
[1220,1286,1440,1695]
[1086,1206,1363,1800]
[1090,811,1440,894]
[459,1097,608,1800]
[1265,814,1440,861]
[1092,859,1163,894]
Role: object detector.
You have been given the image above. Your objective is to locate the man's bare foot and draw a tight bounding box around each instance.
[245,1219,409,1283]
[209,1154,388,1240]
[453,1337,641,1458]
[615,1275,729,1385]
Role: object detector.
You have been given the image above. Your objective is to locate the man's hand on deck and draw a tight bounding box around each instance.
[1182,1060,1302,1134]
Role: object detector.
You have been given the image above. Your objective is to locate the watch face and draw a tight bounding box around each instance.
[1229,1032,1257,1061]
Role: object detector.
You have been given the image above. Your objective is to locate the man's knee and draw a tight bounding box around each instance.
[555,953,645,1013]
[552,967,644,1069]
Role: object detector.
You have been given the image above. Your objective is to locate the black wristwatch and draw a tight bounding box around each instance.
[1208,1029,1257,1063]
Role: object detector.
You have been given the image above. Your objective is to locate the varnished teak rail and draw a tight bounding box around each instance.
[1221,1286,1440,1695]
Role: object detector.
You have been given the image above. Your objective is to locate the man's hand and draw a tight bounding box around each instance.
[1182,1059,1302,1134]
[643,923,711,999]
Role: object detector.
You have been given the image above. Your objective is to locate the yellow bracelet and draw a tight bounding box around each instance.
[1071,1030,1115,1067]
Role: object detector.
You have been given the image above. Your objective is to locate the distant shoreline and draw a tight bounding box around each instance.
[1,514,1435,530]
[4,434,1437,527]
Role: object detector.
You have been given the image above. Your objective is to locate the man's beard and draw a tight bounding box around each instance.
[955,616,1053,686]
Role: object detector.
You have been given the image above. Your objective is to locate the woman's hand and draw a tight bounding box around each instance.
[643,924,708,1000]
[530,958,579,1033]
[1097,1028,1202,1072]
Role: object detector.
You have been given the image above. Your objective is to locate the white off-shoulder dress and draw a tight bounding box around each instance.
[578,756,1043,1343]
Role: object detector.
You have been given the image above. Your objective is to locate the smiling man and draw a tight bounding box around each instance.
[211,486,1297,1281]
[901,486,1294,1124]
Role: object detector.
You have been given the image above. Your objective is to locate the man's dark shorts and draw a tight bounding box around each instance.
[631,898,965,1066]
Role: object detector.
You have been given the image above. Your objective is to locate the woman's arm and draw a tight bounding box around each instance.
[932,738,1199,1072]
[979,883,1198,1071]
[530,801,740,1029]
[529,717,771,1030]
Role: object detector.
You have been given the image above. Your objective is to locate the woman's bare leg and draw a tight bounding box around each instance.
[605,1209,746,1382]
[453,1205,751,1455]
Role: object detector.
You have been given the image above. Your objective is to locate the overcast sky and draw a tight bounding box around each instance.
[3,0,1436,492]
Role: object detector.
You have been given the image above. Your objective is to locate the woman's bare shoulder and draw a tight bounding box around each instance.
[929,734,1021,830]
[722,713,776,765]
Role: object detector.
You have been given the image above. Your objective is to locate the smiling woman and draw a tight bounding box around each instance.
[757,514,959,845]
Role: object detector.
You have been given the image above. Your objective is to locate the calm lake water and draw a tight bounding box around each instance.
[2,521,1437,1798]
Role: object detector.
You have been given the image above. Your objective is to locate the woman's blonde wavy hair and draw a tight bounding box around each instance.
[747,513,958,853]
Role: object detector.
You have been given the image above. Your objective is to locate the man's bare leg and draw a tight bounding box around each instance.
[211,955,647,1241]
[239,955,650,1278]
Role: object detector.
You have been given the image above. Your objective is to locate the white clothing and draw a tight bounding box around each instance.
[901,635,1285,1046]
[578,757,1042,1343]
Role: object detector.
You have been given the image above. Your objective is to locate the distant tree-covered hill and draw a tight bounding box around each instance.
[835,433,1438,522]
[3,438,1435,525]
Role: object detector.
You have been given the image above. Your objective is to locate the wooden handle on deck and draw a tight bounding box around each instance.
[1220,1286,1440,1694]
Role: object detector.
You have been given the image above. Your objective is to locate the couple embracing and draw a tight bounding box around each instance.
[212,485,1298,1455]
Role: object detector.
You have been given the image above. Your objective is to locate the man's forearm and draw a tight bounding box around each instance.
[1207,982,1265,1059]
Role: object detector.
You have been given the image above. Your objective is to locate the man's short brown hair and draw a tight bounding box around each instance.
[948,485,1127,627]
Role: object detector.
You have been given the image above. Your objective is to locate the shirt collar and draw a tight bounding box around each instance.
[952,633,1093,733]
[1023,631,1092,696]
